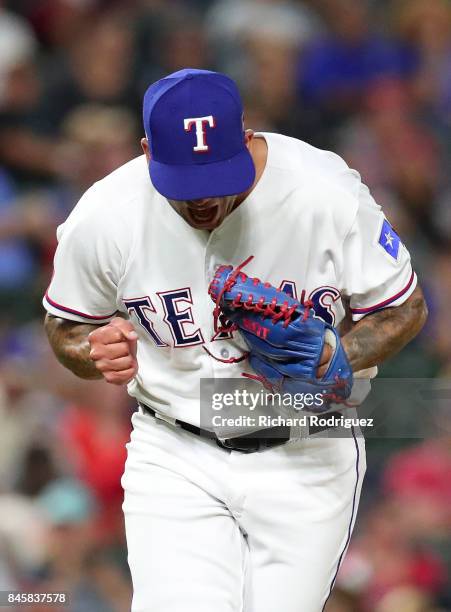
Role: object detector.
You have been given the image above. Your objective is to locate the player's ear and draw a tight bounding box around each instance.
[244,129,254,150]
[141,137,151,161]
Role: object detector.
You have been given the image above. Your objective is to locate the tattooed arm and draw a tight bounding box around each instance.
[45,315,102,379]
[44,314,138,384]
[341,285,428,372]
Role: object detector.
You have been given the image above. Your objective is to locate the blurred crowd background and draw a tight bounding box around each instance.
[0,0,450,610]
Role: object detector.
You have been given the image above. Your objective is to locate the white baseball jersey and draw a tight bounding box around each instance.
[43,132,416,426]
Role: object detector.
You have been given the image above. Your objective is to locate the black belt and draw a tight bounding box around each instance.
[139,403,341,453]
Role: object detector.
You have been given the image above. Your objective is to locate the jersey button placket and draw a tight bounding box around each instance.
[204,232,219,375]
[205,231,229,375]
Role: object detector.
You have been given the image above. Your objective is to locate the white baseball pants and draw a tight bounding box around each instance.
[122,408,365,612]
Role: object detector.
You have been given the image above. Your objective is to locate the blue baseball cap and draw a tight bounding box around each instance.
[143,69,256,201]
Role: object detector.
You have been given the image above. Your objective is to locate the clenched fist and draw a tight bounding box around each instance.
[88,317,138,385]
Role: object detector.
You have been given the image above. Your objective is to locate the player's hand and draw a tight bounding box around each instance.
[316,344,333,379]
[88,317,138,385]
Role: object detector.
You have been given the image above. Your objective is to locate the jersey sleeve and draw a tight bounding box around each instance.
[43,187,123,324]
[342,181,417,322]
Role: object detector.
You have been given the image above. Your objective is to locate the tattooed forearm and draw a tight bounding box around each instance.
[341,285,428,372]
[44,314,103,379]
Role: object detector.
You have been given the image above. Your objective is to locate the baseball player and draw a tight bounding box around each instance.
[43,69,427,612]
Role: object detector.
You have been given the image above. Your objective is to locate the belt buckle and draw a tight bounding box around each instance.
[218,437,261,453]
[218,435,291,453]
[154,411,178,427]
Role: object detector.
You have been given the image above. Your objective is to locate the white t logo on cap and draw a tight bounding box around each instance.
[184,115,216,152]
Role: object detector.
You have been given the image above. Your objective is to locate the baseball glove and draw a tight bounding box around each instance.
[208,257,353,413]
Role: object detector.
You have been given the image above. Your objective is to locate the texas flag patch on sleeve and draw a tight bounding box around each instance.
[378,218,401,260]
